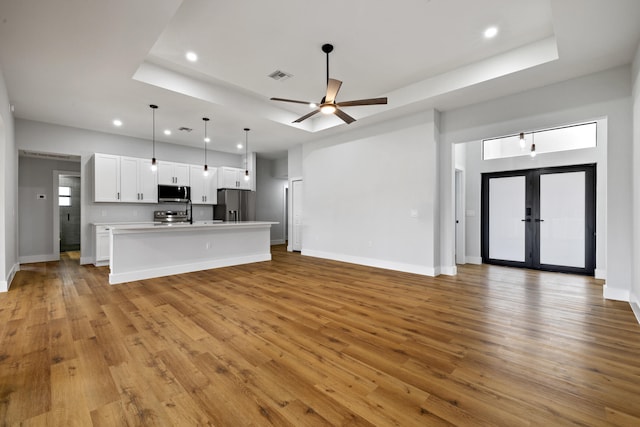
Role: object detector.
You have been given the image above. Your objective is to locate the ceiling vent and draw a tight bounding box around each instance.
[268,70,293,81]
[178,127,193,132]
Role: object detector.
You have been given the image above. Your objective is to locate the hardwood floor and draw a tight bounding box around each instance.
[1,246,639,426]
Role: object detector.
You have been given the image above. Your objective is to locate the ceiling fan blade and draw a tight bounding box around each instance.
[325,78,342,103]
[334,108,356,124]
[336,97,388,107]
[271,97,314,105]
[293,109,320,123]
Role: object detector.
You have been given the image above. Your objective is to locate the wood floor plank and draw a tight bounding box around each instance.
[1,247,640,426]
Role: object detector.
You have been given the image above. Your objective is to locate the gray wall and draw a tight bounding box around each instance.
[631,44,640,320]
[255,157,287,244]
[0,66,17,291]
[301,110,442,275]
[18,157,81,260]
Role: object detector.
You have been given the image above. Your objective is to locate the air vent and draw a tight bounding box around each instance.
[178,127,193,132]
[19,150,80,161]
[268,70,293,81]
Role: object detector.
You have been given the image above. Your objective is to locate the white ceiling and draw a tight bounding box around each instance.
[1,0,639,159]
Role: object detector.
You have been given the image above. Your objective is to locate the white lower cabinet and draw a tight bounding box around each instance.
[95,225,111,266]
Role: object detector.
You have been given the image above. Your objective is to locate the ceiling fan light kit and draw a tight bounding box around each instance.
[270,43,387,124]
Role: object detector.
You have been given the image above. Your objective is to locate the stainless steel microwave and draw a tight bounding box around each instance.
[157,185,190,203]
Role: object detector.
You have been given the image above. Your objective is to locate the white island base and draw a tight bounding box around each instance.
[108,222,276,285]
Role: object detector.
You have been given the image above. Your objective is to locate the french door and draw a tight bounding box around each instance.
[481,164,596,275]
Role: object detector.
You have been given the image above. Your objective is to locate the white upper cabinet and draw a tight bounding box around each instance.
[218,166,251,190]
[189,165,218,205]
[158,161,190,186]
[94,154,157,203]
[94,153,121,202]
[120,157,157,203]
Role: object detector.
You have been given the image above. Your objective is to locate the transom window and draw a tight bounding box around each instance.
[482,122,597,160]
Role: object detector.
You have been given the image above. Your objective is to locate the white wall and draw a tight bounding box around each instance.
[256,156,287,244]
[441,66,632,300]
[631,43,640,322]
[301,110,442,275]
[16,119,244,264]
[0,67,18,291]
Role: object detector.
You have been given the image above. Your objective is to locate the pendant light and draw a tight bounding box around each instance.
[519,132,525,149]
[530,133,536,158]
[243,128,250,181]
[150,104,158,171]
[203,117,210,176]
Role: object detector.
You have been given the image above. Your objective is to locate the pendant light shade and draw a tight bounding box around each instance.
[244,128,250,181]
[519,132,525,149]
[203,117,210,176]
[530,133,536,158]
[150,104,158,171]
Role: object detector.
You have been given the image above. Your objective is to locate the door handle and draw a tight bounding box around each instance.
[535,219,544,222]
[67,213,70,221]
[521,218,531,222]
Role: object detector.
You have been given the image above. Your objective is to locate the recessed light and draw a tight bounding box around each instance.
[204,137,211,143]
[237,143,243,149]
[164,129,171,136]
[309,103,317,108]
[484,26,498,39]
[186,51,198,62]
[112,119,122,127]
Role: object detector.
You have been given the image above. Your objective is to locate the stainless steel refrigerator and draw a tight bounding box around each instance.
[214,189,256,221]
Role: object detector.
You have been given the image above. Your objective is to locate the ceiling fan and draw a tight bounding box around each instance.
[270,44,387,124]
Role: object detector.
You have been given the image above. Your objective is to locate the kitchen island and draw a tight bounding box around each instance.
[108,221,277,285]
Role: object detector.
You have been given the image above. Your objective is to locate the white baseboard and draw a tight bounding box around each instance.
[19,254,58,264]
[271,239,286,245]
[109,253,271,285]
[80,256,94,265]
[595,268,606,279]
[94,260,109,267]
[465,256,483,265]
[440,265,457,276]
[630,292,640,325]
[302,249,437,277]
[0,262,20,292]
[603,284,630,302]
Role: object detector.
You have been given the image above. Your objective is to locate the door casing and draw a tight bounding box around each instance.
[481,163,596,275]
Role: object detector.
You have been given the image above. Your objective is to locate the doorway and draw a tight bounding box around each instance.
[481,164,596,275]
[54,171,81,259]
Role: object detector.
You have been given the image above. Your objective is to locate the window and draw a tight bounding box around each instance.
[482,122,597,160]
[59,186,71,206]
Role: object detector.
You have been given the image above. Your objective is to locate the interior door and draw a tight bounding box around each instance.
[482,164,595,275]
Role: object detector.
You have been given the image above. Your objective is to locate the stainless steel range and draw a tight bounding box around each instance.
[154,210,189,224]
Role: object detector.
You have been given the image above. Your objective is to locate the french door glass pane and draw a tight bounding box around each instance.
[489,176,526,262]
[539,172,585,268]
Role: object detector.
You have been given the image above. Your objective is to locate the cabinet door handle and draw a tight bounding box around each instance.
[141,193,143,200]
[117,192,120,200]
